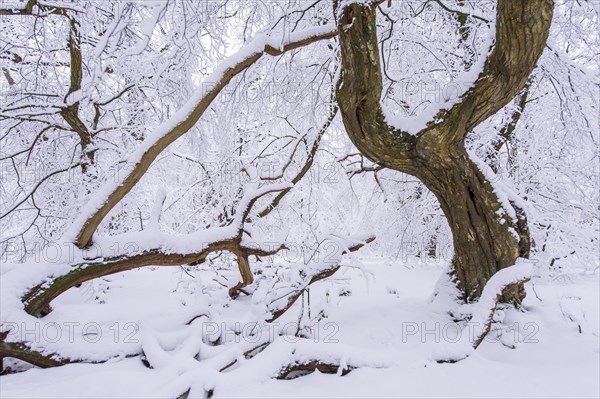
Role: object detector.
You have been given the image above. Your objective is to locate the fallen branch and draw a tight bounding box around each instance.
[16,184,291,317]
[277,360,353,379]
[0,332,69,371]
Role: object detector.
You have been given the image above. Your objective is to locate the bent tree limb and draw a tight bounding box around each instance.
[22,185,290,317]
[228,107,339,298]
[23,241,286,318]
[72,25,337,249]
[228,249,254,299]
[336,0,552,301]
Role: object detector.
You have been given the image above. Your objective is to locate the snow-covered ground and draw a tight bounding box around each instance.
[1,257,598,398]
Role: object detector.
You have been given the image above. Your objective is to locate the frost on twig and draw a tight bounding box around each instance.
[264,235,375,322]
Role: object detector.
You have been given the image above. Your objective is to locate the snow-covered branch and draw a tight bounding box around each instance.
[69,24,337,249]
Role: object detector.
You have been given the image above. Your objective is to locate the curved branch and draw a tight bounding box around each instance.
[0,333,69,370]
[228,250,253,299]
[21,183,291,317]
[70,25,337,249]
[23,238,287,318]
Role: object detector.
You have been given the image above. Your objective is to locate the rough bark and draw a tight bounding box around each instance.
[60,14,96,171]
[336,1,552,300]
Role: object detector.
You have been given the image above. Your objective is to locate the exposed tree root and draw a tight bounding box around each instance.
[0,336,69,371]
[472,278,530,349]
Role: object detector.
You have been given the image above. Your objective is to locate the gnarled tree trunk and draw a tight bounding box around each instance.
[410,145,530,302]
[335,0,552,301]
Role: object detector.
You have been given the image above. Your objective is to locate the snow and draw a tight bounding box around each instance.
[381,32,495,136]
[1,256,597,398]
[0,181,292,361]
[1,0,597,397]
[467,148,529,221]
[0,182,295,349]
[64,24,336,244]
[127,1,168,56]
[458,260,533,322]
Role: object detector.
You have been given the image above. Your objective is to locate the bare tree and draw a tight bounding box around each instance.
[335,0,553,303]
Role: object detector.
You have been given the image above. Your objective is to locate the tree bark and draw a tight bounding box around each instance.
[411,145,529,301]
[335,0,552,301]
[228,250,253,299]
[22,239,287,318]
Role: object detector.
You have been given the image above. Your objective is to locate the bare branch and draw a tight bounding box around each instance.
[267,236,375,322]
[256,105,338,219]
[71,25,337,249]
[0,164,81,221]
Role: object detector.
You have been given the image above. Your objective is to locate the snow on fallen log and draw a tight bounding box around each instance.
[0,183,293,366]
[432,259,534,362]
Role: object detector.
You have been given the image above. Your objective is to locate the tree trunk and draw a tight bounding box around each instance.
[335,0,551,302]
[411,144,529,301]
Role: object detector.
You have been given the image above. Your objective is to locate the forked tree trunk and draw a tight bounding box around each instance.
[335,0,552,302]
